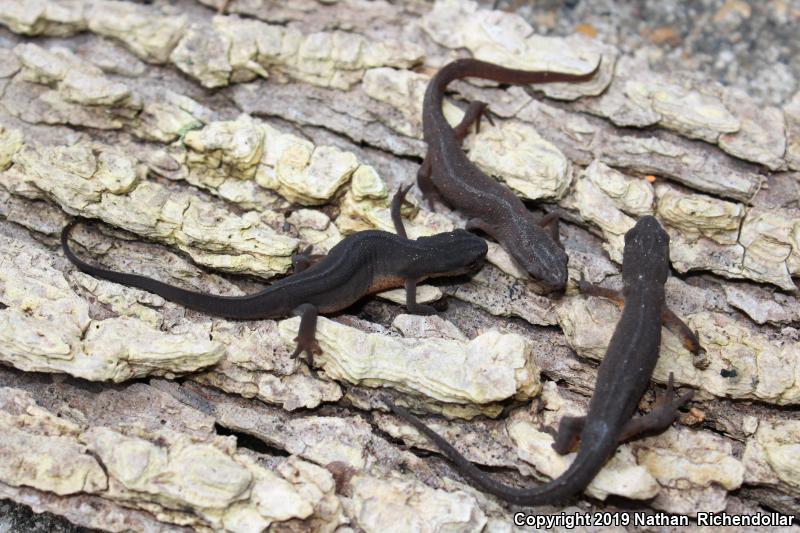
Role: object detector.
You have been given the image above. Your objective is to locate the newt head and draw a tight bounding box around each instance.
[622,216,670,284]
[500,220,568,292]
[514,246,569,293]
[412,229,488,278]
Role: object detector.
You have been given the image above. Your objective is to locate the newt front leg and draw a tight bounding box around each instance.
[291,303,322,368]
[391,184,445,315]
[578,275,706,367]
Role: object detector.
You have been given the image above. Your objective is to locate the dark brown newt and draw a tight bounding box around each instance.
[386,216,695,506]
[61,187,487,365]
[419,58,601,291]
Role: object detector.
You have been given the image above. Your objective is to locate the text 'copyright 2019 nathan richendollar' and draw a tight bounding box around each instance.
[513,511,796,529]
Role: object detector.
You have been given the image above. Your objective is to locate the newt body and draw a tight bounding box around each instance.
[388,216,693,505]
[61,190,487,362]
[420,58,600,291]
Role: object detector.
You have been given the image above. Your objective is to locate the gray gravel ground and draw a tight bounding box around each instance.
[488,0,799,105]
[1,0,797,531]
[0,499,94,533]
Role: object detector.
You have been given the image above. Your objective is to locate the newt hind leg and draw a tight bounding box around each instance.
[454,100,493,138]
[292,245,326,273]
[552,415,586,454]
[390,184,412,239]
[551,374,693,453]
[619,373,694,442]
[416,157,444,210]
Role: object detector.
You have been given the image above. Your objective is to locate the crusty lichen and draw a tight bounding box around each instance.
[348,474,487,532]
[88,0,187,64]
[10,43,141,129]
[0,232,224,381]
[362,66,465,139]
[466,120,572,201]
[743,419,800,498]
[785,90,800,171]
[171,14,423,90]
[0,125,23,170]
[0,0,87,37]
[0,388,107,495]
[0,138,298,277]
[0,385,346,532]
[8,42,204,140]
[0,0,796,524]
[184,114,366,206]
[279,315,540,407]
[558,296,800,405]
[507,415,660,502]
[567,164,637,262]
[634,426,744,513]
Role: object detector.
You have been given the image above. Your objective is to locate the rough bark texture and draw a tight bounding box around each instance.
[0,0,799,531]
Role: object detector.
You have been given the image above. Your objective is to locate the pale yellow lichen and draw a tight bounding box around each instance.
[87,0,187,64]
[350,164,388,201]
[635,426,744,514]
[337,184,456,240]
[785,91,800,171]
[13,43,141,121]
[585,161,654,216]
[743,419,800,497]
[361,66,468,141]
[287,208,343,253]
[279,315,539,405]
[0,125,23,171]
[625,81,740,143]
[569,171,635,262]
[508,419,659,501]
[660,205,798,292]
[0,388,107,496]
[184,115,363,206]
[719,90,786,171]
[172,15,423,90]
[0,141,298,277]
[466,120,572,201]
[0,234,224,382]
[0,384,344,531]
[132,91,206,143]
[739,208,800,291]
[349,474,487,533]
[557,296,800,405]
[656,184,745,245]
[0,0,87,37]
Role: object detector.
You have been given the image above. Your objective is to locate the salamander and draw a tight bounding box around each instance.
[61,187,488,365]
[419,58,601,291]
[386,216,695,505]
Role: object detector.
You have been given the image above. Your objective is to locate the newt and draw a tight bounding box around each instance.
[419,58,601,291]
[60,187,487,365]
[386,216,695,505]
